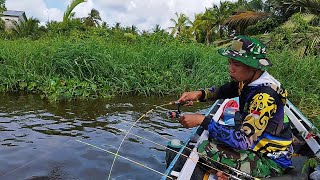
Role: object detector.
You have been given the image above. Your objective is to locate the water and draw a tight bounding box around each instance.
[0,93,210,180]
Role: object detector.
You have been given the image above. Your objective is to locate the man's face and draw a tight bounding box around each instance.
[228,59,256,82]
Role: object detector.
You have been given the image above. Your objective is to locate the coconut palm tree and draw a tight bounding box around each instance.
[101,21,108,29]
[169,12,192,37]
[0,0,5,31]
[83,8,101,27]
[0,19,4,32]
[12,17,40,38]
[152,24,162,33]
[63,0,87,23]
[224,0,272,35]
[193,9,216,44]
[278,12,320,55]
[0,0,6,12]
[224,11,271,35]
[112,22,122,31]
[211,1,236,38]
[124,25,139,34]
[191,13,206,43]
[268,0,320,15]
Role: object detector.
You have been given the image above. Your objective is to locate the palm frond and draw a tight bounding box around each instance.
[292,0,320,14]
[280,13,317,31]
[300,13,317,23]
[90,9,101,21]
[269,0,320,15]
[12,17,40,37]
[63,0,87,22]
[224,11,270,27]
[307,34,320,55]
[169,12,191,37]
[282,20,296,30]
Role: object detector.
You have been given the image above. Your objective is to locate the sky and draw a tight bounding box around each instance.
[5,0,234,31]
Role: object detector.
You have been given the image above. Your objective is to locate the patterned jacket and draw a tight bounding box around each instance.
[199,71,293,168]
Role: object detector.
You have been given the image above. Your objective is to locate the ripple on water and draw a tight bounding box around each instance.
[0,94,209,179]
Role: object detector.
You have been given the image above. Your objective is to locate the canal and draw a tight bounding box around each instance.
[0,93,210,180]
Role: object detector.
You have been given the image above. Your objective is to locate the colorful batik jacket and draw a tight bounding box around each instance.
[199,71,293,168]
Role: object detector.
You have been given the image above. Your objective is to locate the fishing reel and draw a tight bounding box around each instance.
[167,110,181,119]
[166,101,190,119]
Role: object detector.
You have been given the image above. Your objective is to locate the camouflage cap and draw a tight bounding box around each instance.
[218,36,272,70]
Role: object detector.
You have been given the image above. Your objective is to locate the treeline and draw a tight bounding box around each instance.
[0,0,319,55]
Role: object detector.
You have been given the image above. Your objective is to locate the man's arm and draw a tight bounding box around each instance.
[198,81,239,101]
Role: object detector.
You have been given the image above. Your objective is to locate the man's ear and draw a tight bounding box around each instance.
[246,67,257,76]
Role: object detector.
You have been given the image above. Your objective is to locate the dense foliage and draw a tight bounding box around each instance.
[0,0,5,12]
[0,0,319,122]
[0,33,319,122]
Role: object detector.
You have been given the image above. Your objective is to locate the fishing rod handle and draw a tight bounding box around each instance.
[170,100,192,106]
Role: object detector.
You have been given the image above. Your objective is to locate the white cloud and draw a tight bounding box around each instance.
[6,0,64,23]
[47,8,63,22]
[6,0,235,31]
[85,0,222,31]
[72,0,94,18]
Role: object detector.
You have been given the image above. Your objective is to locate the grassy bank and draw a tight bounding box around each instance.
[0,36,319,123]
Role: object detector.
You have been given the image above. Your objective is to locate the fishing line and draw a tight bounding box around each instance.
[107,126,244,179]
[119,119,175,141]
[107,102,171,180]
[114,111,260,179]
[76,139,174,180]
[106,101,258,179]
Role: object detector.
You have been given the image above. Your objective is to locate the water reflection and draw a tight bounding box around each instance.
[0,93,210,179]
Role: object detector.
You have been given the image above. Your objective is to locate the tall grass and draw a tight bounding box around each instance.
[268,51,320,124]
[0,36,319,122]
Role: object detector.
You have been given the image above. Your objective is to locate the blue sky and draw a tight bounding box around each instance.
[43,0,65,10]
[6,0,233,31]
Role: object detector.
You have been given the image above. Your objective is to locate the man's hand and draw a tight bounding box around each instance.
[179,114,205,128]
[216,171,229,180]
[178,91,202,105]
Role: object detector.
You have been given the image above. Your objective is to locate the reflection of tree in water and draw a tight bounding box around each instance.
[0,93,210,179]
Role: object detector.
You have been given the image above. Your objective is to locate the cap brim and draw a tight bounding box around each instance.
[217,48,271,70]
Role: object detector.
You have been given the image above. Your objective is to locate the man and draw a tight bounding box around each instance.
[177,36,293,179]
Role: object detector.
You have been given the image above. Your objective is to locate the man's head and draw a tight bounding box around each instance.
[218,36,272,83]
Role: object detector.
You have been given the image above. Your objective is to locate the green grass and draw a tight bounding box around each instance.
[0,36,319,123]
[268,50,320,125]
